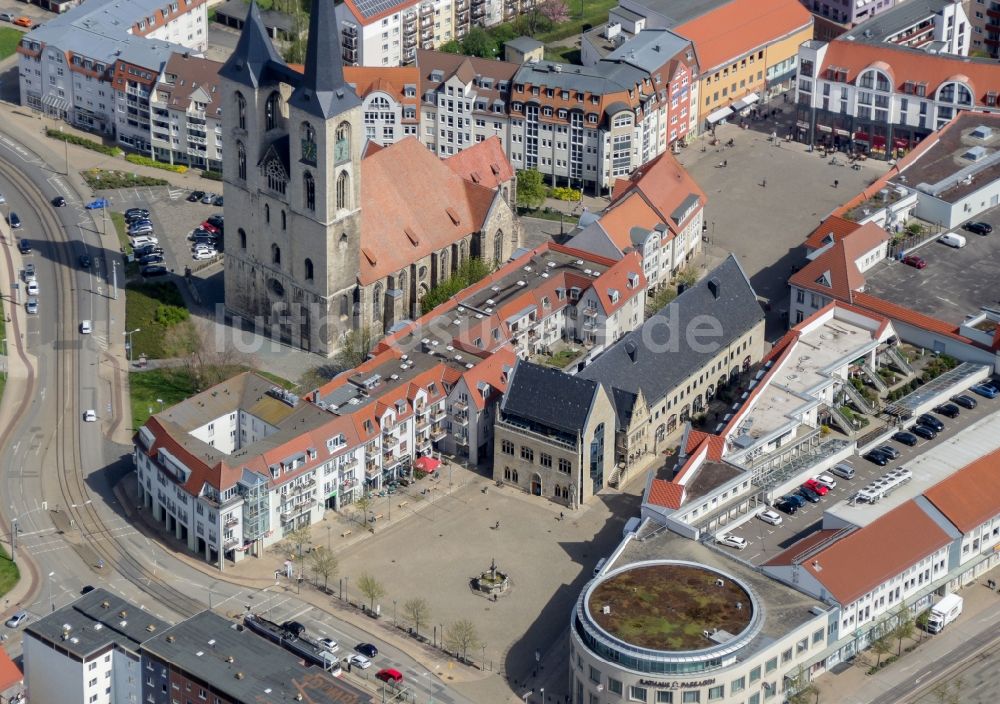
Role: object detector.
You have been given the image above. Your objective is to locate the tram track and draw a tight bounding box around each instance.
[0,155,201,618]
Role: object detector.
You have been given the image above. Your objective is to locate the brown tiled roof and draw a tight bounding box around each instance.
[359,137,505,285]
[444,136,515,189]
[795,501,951,604]
[674,0,812,73]
[648,479,684,509]
[803,215,860,251]
[607,151,707,236]
[788,222,888,300]
[924,447,1000,533]
[344,65,420,121]
[763,529,845,567]
[157,53,224,116]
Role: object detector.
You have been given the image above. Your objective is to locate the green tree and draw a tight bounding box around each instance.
[462,26,495,57]
[355,494,373,527]
[892,603,915,655]
[357,573,386,612]
[440,39,463,54]
[870,633,892,667]
[444,618,481,661]
[646,284,677,317]
[402,597,431,637]
[307,546,338,591]
[916,610,930,642]
[334,326,377,373]
[420,258,494,313]
[785,666,818,704]
[674,266,699,289]
[517,168,547,208]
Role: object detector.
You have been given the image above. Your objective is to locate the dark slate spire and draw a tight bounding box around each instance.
[289,0,361,118]
[219,0,289,88]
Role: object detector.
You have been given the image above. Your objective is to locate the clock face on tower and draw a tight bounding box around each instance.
[301,136,317,164]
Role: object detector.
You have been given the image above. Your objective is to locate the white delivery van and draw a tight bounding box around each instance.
[926,593,963,633]
[593,557,608,577]
[938,232,966,248]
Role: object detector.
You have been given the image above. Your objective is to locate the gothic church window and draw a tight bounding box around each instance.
[373,284,383,321]
[335,121,351,164]
[271,243,281,265]
[336,171,349,210]
[237,141,246,180]
[281,210,286,230]
[304,258,314,281]
[263,157,287,195]
[265,203,270,223]
[236,91,246,130]
[238,228,246,249]
[494,230,504,264]
[265,92,282,131]
[304,172,315,211]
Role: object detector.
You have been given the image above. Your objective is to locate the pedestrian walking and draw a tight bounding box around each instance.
[559,512,564,521]
[723,159,727,167]
[761,178,767,188]
[833,179,839,188]
[495,520,500,530]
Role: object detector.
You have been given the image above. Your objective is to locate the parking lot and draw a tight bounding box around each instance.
[864,214,1000,324]
[723,381,1000,565]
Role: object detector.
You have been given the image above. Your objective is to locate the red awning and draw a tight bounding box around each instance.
[414,456,441,472]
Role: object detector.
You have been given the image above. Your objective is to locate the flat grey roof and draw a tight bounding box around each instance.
[506,36,544,52]
[25,588,170,660]
[612,526,829,653]
[622,0,732,27]
[514,60,647,96]
[842,0,956,45]
[142,612,371,703]
[605,28,692,73]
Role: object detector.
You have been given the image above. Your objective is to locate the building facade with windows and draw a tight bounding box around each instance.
[794,37,1000,157]
[16,0,207,140]
[151,53,224,171]
[346,65,421,144]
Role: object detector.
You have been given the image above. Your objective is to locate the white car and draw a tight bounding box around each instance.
[757,509,783,526]
[26,280,39,296]
[317,637,339,654]
[80,320,92,334]
[348,653,372,669]
[83,410,97,422]
[192,248,217,260]
[815,474,838,490]
[716,534,748,550]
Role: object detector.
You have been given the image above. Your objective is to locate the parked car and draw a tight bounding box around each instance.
[213,194,224,206]
[0,13,14,23]
[933,403,960,419]
[984,379,1000,393]
[199,221,221,236]
[783,493,806,509]
[13,16,33,28]
[125,207,150,219]
[26,280,39,296]
[83,409,97,422]
[79,254,91,268]
[774,499,798,515]
[317,637,339,654]
[192,248,217,261]
[758,509,783,526]
[815,474,838,490]
[201,192,216,204]
[51,195,66,207]
[802,479,828,496]
[348,653,372,669]
[910,424,937,440]
[938,232,966,248]
[17,237,30,253]
[951,394,977,410]
[376,668,404,685]
[962,221,993,235]
[80,320,92,334]
[797,486,821,503]
[187,190,206,202]
[917,413,944,432]
[23,263,35,281]
[830,462,856,480]
[875,445,901,460]
[141,264,168,277]
[25,297,38,315]
[9,212,22,229]
[206,214,224,229]
[902,254,926,269]
[970,383,998,399]
[863,449,889,466]
[128,224,154,236]
[80,585,95,595]
[282,621,306,638]
[893,431,919,447]
[5,611,28,628]
[130,235,159,248]
[85,198,109,210]
[139,254,164,266]
[355,643,378,658]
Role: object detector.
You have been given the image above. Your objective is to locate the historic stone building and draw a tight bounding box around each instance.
[219,0,518,355]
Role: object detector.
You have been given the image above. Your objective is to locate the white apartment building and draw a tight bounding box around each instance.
[17,0,207,146]
[337,0,457,67]
[151,53,224,171]
[23,590,167,704]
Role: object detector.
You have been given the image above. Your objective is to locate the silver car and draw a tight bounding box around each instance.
[25,297,38,315]
[5,610,28,628]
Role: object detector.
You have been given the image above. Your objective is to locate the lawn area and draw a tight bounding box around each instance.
[0,546,19,597]
[536,345,582,369]
[110,211,131,255]
[536,0,617,43]
[0,27,22,60]
[125,281,191,360]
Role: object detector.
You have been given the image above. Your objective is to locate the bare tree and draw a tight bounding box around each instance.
[355,495,372,527]
[870,633,892,667]
[164,321,256,391]
[308,547,338,592]
[402,597,431,637]
[335,326,377,373]
[444,619,481,661]
[357,573,385,613]
[892,603,915,655]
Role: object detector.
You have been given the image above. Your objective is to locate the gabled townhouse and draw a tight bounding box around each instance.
[566,149,706,289]
[345,64,421,144]
[150,52,224,171]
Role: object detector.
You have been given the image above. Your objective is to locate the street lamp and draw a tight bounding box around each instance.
[392,599,397,626]
[124,328,141,365]
[47,571,56,612]
[9,503,50,562]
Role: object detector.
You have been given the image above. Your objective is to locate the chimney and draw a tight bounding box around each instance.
[624,340,638,363]
[707,278,721,299]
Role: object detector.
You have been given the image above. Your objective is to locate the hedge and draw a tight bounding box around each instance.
[81,169,169,190]
[202,169,223,181]
[124,154,188,173]
[45,128,121,156]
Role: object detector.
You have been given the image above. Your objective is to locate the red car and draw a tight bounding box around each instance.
[803,479,829,496]
[376,668,403,685]
[199,221,221,235]
[902,254,926,269]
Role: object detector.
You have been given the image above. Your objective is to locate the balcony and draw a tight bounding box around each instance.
[343,23,357,37]
[453,412,469,426]
[432,407,447,422]
[342,34,357,48]
[365,463,380,479]
[430,425,447,440]
[404,36,417,48]
[383,434,398,448]
[582,305,598,317]
[416,416,432,430]
[342,47,358,63]
[452,400,468,412]
[224,535,240,547]
[455,434,469,446]
[225,514,239,527]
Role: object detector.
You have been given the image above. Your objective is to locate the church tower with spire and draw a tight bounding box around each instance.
[219,0,363,356]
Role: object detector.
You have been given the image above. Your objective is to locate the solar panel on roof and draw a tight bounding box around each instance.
[354,0,409,19]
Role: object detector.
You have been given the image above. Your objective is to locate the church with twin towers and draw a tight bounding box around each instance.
[219,0,520,355]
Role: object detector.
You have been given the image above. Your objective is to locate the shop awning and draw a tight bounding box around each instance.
[817,124,832,133]
[707,106,733,124]
[731,92,759,110]
[414,456,441,472]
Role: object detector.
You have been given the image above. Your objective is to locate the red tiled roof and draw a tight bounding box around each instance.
[608,152,707,236]
[789,222,888,300]
[444,136,515,189]
[0,648,21,692]
[819,39,1000,107]
[924,447,1000,533]
[344,65,420,120]
[798,501,952,604]
[763,529,844,567]
[850,292,976,346]
[803,215,860,251]
[674,0,812,73]
[648,479,685,509]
